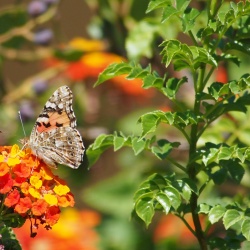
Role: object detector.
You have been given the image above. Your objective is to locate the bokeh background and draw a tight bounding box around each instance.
[1,1,250,250]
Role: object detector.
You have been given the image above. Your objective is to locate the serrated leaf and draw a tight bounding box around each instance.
[218,147,234,161]
[132,138,146,155]
[146,0,172,13]
[223,209,243,229]
[208,205,226,224]
[95,62,130,86]
[182,7,200,32]
[113,135,126,151]
[151,139,175,159]
[242,218,250,241]
[138,112,161,138]
[135,198,155,227]
[92,134,114,149]
[87,134,114,167]
[142,73,164,89]
[162,5,179,22]
[162,77,187,99]
[198,203,211,214]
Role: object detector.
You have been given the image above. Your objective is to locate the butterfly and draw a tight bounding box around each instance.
[22,85,85,169]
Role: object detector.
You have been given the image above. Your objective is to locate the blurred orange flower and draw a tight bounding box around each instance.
[14,208,101,250]
[0,145,76,236]
[154,214,208,246]
[46,38,154,97]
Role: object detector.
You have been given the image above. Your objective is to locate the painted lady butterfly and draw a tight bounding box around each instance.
[22,85,85,169]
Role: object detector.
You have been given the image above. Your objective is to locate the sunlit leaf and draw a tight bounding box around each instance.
[208,205,226,224]
[223,209,243,229]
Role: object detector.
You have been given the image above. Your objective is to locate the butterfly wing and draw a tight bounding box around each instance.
[33,127,84,169]
[28,86,85,169]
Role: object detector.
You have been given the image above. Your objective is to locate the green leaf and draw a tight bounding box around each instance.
[163,186,181,210]
[198,203,211,214]
[161,40,217,70]
[132,138,146,155]
[182,8,201,32]
[0,225,22,250]
[95,62,130,86]
[146,0,172,13]
[87,134,114,166]
[151,139,180,160]
[242,219,250,241]
[223,209,243,229]
[1,213,25,228]
[172,179,192,202]
[155,193,171,213]
[133,174,185,226]
[208,205,226,224]
[210,167,227,185]
[138,111,162,138]
[142,73,165,89]
[208,75,250,100]
[221,160,245,184]
[135,198,155,227]
[162,5,179,22]
[161,0,191,23]
[92,134,114,149]
[162,77,187,99]
[113,134,127,151]
[147,173,167,189]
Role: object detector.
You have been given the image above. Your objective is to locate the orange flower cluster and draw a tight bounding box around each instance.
[0,145,75,236]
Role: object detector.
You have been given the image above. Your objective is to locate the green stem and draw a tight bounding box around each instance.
[176,214,197,236]
[167,157,186,173]
[187,96,208,249]
[190,192,208,250]
[188,30,198,46]
[175,125,191,144]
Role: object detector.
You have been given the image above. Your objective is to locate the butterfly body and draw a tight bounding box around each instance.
[24,86,84,169]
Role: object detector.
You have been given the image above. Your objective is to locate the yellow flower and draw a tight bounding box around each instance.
[7,144,22,166]
[54,185,70,196]
[44,194,58,206]
[29,187,41,199]
[30,176,42,189]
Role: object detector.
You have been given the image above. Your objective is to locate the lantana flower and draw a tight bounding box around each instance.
[0,145,75,237]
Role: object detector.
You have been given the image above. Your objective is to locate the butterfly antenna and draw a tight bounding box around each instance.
[18,111,27,138]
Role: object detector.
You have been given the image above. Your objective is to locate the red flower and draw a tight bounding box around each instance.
[0,173,13,194]
[15,197,32,214]
[45,206,61,226]
[4,189,20,207]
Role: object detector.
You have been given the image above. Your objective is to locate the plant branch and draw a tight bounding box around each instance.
[167,157,186,172]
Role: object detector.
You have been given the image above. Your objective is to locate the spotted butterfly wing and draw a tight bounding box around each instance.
[25,85,84,169]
